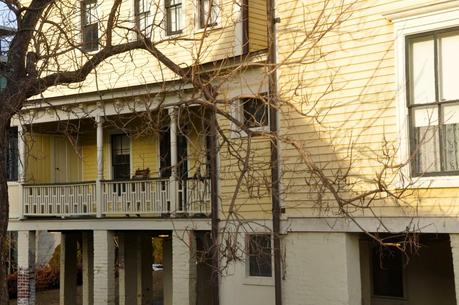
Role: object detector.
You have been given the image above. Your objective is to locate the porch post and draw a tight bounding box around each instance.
[93,230,116,305]
[17,231,36,305]
[168,108,178,213]
[18,125,26,219]
[82,231,94,305]
[172,230,197,305]
[60,232,78,305]
[96,115,104,218]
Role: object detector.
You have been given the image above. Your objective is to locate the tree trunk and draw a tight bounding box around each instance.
[0,122,11,305]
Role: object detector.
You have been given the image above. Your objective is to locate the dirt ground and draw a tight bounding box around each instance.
[9,271,163,305]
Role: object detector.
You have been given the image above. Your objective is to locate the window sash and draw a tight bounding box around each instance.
[82,0,98,51]
[135,0,152,36]
[199,0,218,28]
[407,28,459,176]
[165,0,182,35]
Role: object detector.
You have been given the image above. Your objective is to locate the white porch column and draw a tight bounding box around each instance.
[82,231,94,305]
[168,108,178,213]
[17,231,36,305]
[93,230,115,305]
[119,232,137,305]
[172,230,197,305]
[18,125,26,219]
[60,232,78,305]
[96,116,104,218]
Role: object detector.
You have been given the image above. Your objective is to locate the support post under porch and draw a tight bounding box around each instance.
[118,232,137,305]
[93,230,116,305]
[172,230,197,305]
[60,232,78,305]
[17,231,36,305]
[82,231,94,305]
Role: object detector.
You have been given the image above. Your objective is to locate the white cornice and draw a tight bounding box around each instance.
[384,0,459,21]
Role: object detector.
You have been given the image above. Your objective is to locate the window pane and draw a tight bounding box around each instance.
[6,127,18,181]
[439,31,459,101]
[410,36,436,104]
[414,125,441,173]
[413,106,438,127]
[442,104,459,171]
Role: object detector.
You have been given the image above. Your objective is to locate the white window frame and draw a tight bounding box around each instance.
[231,95,270,138]
[387,1,459,188]
[243,233,274,286]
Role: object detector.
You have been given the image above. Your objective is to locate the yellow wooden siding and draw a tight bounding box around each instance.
[32,0,242,100]
[132,135,159,177]
[248,0,268,52]
[26,134,51,183]
[274,0,459,219]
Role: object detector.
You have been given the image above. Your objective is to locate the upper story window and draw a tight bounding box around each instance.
[82,0,98,51]
[6,127,18,182]
[247,234,272,277]
[135,0,153,37]
[199,0,218,28]
[408,28,459,176]
[165,0,183,35]
[111,134,130,180]
[241,96,269,129]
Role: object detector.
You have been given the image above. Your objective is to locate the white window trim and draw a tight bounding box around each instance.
[388,2,459,188]
[243,233,274,286]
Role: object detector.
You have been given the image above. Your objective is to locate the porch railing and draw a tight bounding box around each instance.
[23,181,97,217]
[22,178,211,218]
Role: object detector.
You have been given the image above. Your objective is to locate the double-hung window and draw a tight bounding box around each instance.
[165,0,183,35]
[407,28,459,176]
[135,0,153,37]
[82,0,98,51]
[199,0,218,28]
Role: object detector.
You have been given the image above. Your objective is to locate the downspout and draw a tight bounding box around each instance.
[267,0,282,305]
[209,106,220,305]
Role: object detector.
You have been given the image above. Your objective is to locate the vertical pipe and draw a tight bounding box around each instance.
[209,107,220,305]
[267,0,282,304]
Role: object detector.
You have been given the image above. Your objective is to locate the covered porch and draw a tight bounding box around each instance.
[18,107,211,218]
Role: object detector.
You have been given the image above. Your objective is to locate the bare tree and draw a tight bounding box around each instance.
[0,0,427,304]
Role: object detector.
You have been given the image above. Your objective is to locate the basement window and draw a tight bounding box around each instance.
[247,234,272,277]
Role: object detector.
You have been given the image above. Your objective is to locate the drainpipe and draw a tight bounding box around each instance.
[209,106,220,305]
[267,0,282,304]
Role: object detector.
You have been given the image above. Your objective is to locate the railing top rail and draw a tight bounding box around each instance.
[23,181,97,187]
[101,178,170,183]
